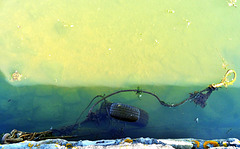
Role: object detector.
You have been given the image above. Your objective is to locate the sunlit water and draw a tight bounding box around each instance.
[0,0,239,140]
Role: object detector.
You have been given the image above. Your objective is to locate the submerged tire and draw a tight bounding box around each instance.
[109,103,148,127]
[110,103,140,122]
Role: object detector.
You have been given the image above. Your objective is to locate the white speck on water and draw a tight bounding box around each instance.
[109,48,111,50]
[185,19,191,28]
[70,25,74,27]
[195,118,199,123]
[167,9,175,13]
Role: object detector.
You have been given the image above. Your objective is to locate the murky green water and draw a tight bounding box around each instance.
[0,70,239,139]
[0,0,239,140]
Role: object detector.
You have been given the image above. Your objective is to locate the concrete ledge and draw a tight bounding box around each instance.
[0,137,240,149]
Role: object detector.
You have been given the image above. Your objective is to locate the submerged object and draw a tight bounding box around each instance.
[1,129,53,144]
[48,101,149,140]
[189,88,213,108]
[190,69,237,108]
[1,69,237,143]
[109,102,148,126]
[86,69,237,111]
[211,69,236,88]
[110,103,141,122]
[1,133,10,144]
[83,101,149,127]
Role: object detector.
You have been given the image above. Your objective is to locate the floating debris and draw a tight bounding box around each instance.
[167,9,175,13]
[11,71,22,81]
[228,0,237,7]
[195,118,199,123]
[57,19,74,28]
[185,19,191,28]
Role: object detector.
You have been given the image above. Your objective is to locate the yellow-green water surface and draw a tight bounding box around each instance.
[0,0,239,87]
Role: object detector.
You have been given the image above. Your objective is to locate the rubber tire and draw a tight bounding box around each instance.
[109,103,148,127]
[110,103,140,122]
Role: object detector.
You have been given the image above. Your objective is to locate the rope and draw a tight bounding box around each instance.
[88,69,237,115]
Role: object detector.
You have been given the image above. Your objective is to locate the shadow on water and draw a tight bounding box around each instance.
[0,71,240,140]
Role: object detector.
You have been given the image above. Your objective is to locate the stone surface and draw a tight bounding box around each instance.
[1,137,240,149]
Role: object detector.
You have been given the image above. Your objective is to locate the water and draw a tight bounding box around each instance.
[0,0,239,140]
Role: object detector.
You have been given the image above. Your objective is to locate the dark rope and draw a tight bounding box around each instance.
[87,87,215,116]
[55,85,217,136]
[74,95,105,125]
[53,95,106,135]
